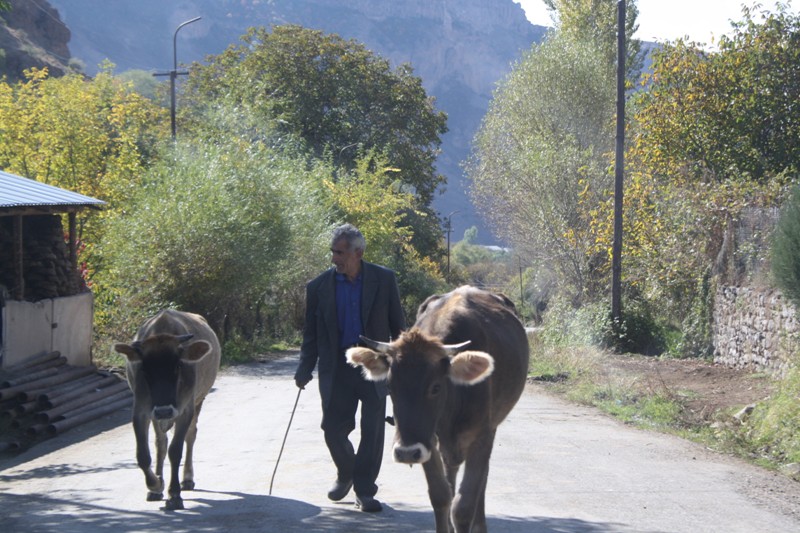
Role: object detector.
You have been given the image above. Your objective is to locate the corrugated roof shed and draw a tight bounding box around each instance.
[0,170,106,215]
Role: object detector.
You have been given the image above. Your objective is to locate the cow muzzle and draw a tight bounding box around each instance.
[393,442,432,464]
[152,405,178,420]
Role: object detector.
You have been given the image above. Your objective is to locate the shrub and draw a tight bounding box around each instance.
[772,185,800,310]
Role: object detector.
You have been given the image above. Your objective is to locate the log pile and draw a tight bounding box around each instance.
[0,351,132,454]
[0,214,84,301]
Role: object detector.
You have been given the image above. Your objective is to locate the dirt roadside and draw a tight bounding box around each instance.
[597,352,776,422]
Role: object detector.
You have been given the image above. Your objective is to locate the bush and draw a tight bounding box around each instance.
[772,185,800,310]
[94,139,332,348]
[748,358,800,464]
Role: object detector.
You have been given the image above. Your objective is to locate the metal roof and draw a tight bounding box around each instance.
[0,169,106,214]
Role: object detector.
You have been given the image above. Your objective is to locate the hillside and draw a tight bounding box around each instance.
[45,0,548,244]
[0,0,71,82]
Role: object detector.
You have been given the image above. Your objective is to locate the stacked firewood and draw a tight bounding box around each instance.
[0,351,131,453]
[0,214,84,301]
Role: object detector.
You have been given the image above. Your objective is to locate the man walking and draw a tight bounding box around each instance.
[294,224,406,512]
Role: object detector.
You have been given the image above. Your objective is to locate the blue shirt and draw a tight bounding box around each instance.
[336,270,363,349]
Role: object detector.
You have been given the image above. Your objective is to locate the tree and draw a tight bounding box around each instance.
[0,66,166,215]
[321,148,445,317]
[0,66,167,290]
[770,185,800,309]
[183,25,448,208]
[630,3,800,184]
[467,32,616,303]
[95,135,333,343]
[543,0,643,80]
[596,3,800,325]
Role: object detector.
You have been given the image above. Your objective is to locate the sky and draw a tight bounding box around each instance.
[514,0,798,45]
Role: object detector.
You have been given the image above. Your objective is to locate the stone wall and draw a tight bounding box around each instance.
[713,285,799,376]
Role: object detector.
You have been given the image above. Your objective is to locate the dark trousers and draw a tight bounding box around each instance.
[321,356,386,498]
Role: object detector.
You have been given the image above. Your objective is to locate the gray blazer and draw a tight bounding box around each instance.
[295,261,406,408]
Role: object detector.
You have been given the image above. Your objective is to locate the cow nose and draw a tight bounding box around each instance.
[153,406,174,420]
[393,443,431,464]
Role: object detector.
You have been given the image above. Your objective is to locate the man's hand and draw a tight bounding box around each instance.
[295,376,311,389]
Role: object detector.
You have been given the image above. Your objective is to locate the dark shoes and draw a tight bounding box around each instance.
[328,479,382,512]
[327,479,353,501]
[355,495,383,513]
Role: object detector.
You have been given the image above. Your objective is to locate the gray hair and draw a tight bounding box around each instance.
[331,223,366,253]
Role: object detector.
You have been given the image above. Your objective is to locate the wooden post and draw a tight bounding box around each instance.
[68,212,78,276]
[12,215,23,300]
[612,0,626,323]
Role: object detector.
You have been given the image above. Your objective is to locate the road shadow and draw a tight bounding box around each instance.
[0,404,130,470]
[0,354,298,468]
[224,352,300,379]
[0,489,653,533]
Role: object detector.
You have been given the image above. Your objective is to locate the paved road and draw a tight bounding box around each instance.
[2,354,800,533]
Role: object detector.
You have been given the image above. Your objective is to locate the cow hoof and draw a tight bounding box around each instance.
[147,491,163,502]
[181,480,195,491]
[164,497,184,511]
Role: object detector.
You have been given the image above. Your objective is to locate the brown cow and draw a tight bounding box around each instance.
[114,309,221,511]
[347,285,529,532]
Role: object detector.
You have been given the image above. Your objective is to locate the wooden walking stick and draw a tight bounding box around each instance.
[269,387,302,495]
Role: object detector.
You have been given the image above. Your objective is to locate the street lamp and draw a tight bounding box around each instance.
[445,210,460,278]
[154,16,202,139]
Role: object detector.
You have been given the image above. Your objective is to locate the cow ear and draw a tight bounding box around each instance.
[182,340,212,362]
[346,347,390,381]
[448,350,494,385]
[114,343,140,362]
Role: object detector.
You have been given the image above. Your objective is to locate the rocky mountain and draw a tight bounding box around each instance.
[0,0,71,82]
[25,0,550,243]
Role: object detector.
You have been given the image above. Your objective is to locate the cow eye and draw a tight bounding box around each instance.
[429,382,441,396]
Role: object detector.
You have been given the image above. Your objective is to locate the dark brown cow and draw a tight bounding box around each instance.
[114,309,221,511]
[347,285,529,532]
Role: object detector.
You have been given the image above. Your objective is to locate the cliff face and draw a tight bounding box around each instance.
[44,0,547,243]
[0,0,71,82]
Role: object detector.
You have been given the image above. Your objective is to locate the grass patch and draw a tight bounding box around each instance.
[530,340,695,433]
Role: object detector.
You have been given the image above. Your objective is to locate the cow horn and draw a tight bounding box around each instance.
[176,334,194,343]
[442,340,471,355]
[359,335,392,353]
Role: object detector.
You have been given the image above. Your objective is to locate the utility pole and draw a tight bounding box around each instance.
[612,1,626,323]
[154,17,202,139]
[445,210,460,280]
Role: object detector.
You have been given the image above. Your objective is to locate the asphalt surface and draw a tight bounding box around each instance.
[2,353,800,533]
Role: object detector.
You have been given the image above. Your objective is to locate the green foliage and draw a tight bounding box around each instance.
[467,31,616,304]
[116,69,161,100]
[609,298,668,355]
[672,269,715,359]
[538,296,613,348]
[772,186,800,309]
[0,67,167,241]
[586,4,799,337]
[748,357,800,463]
[183,24,447,209]
[633,3,800,183]
[0,66,167,315]
[94,136,332,345]
[321,148,447,319]
[542,0,643,80]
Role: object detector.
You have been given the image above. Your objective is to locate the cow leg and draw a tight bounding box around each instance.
[422,447,455,533]
[132,415,162,501]
[164,412,192,511]
[452,430,495,533]
[153,421,169,499]
[181,401,203,491]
